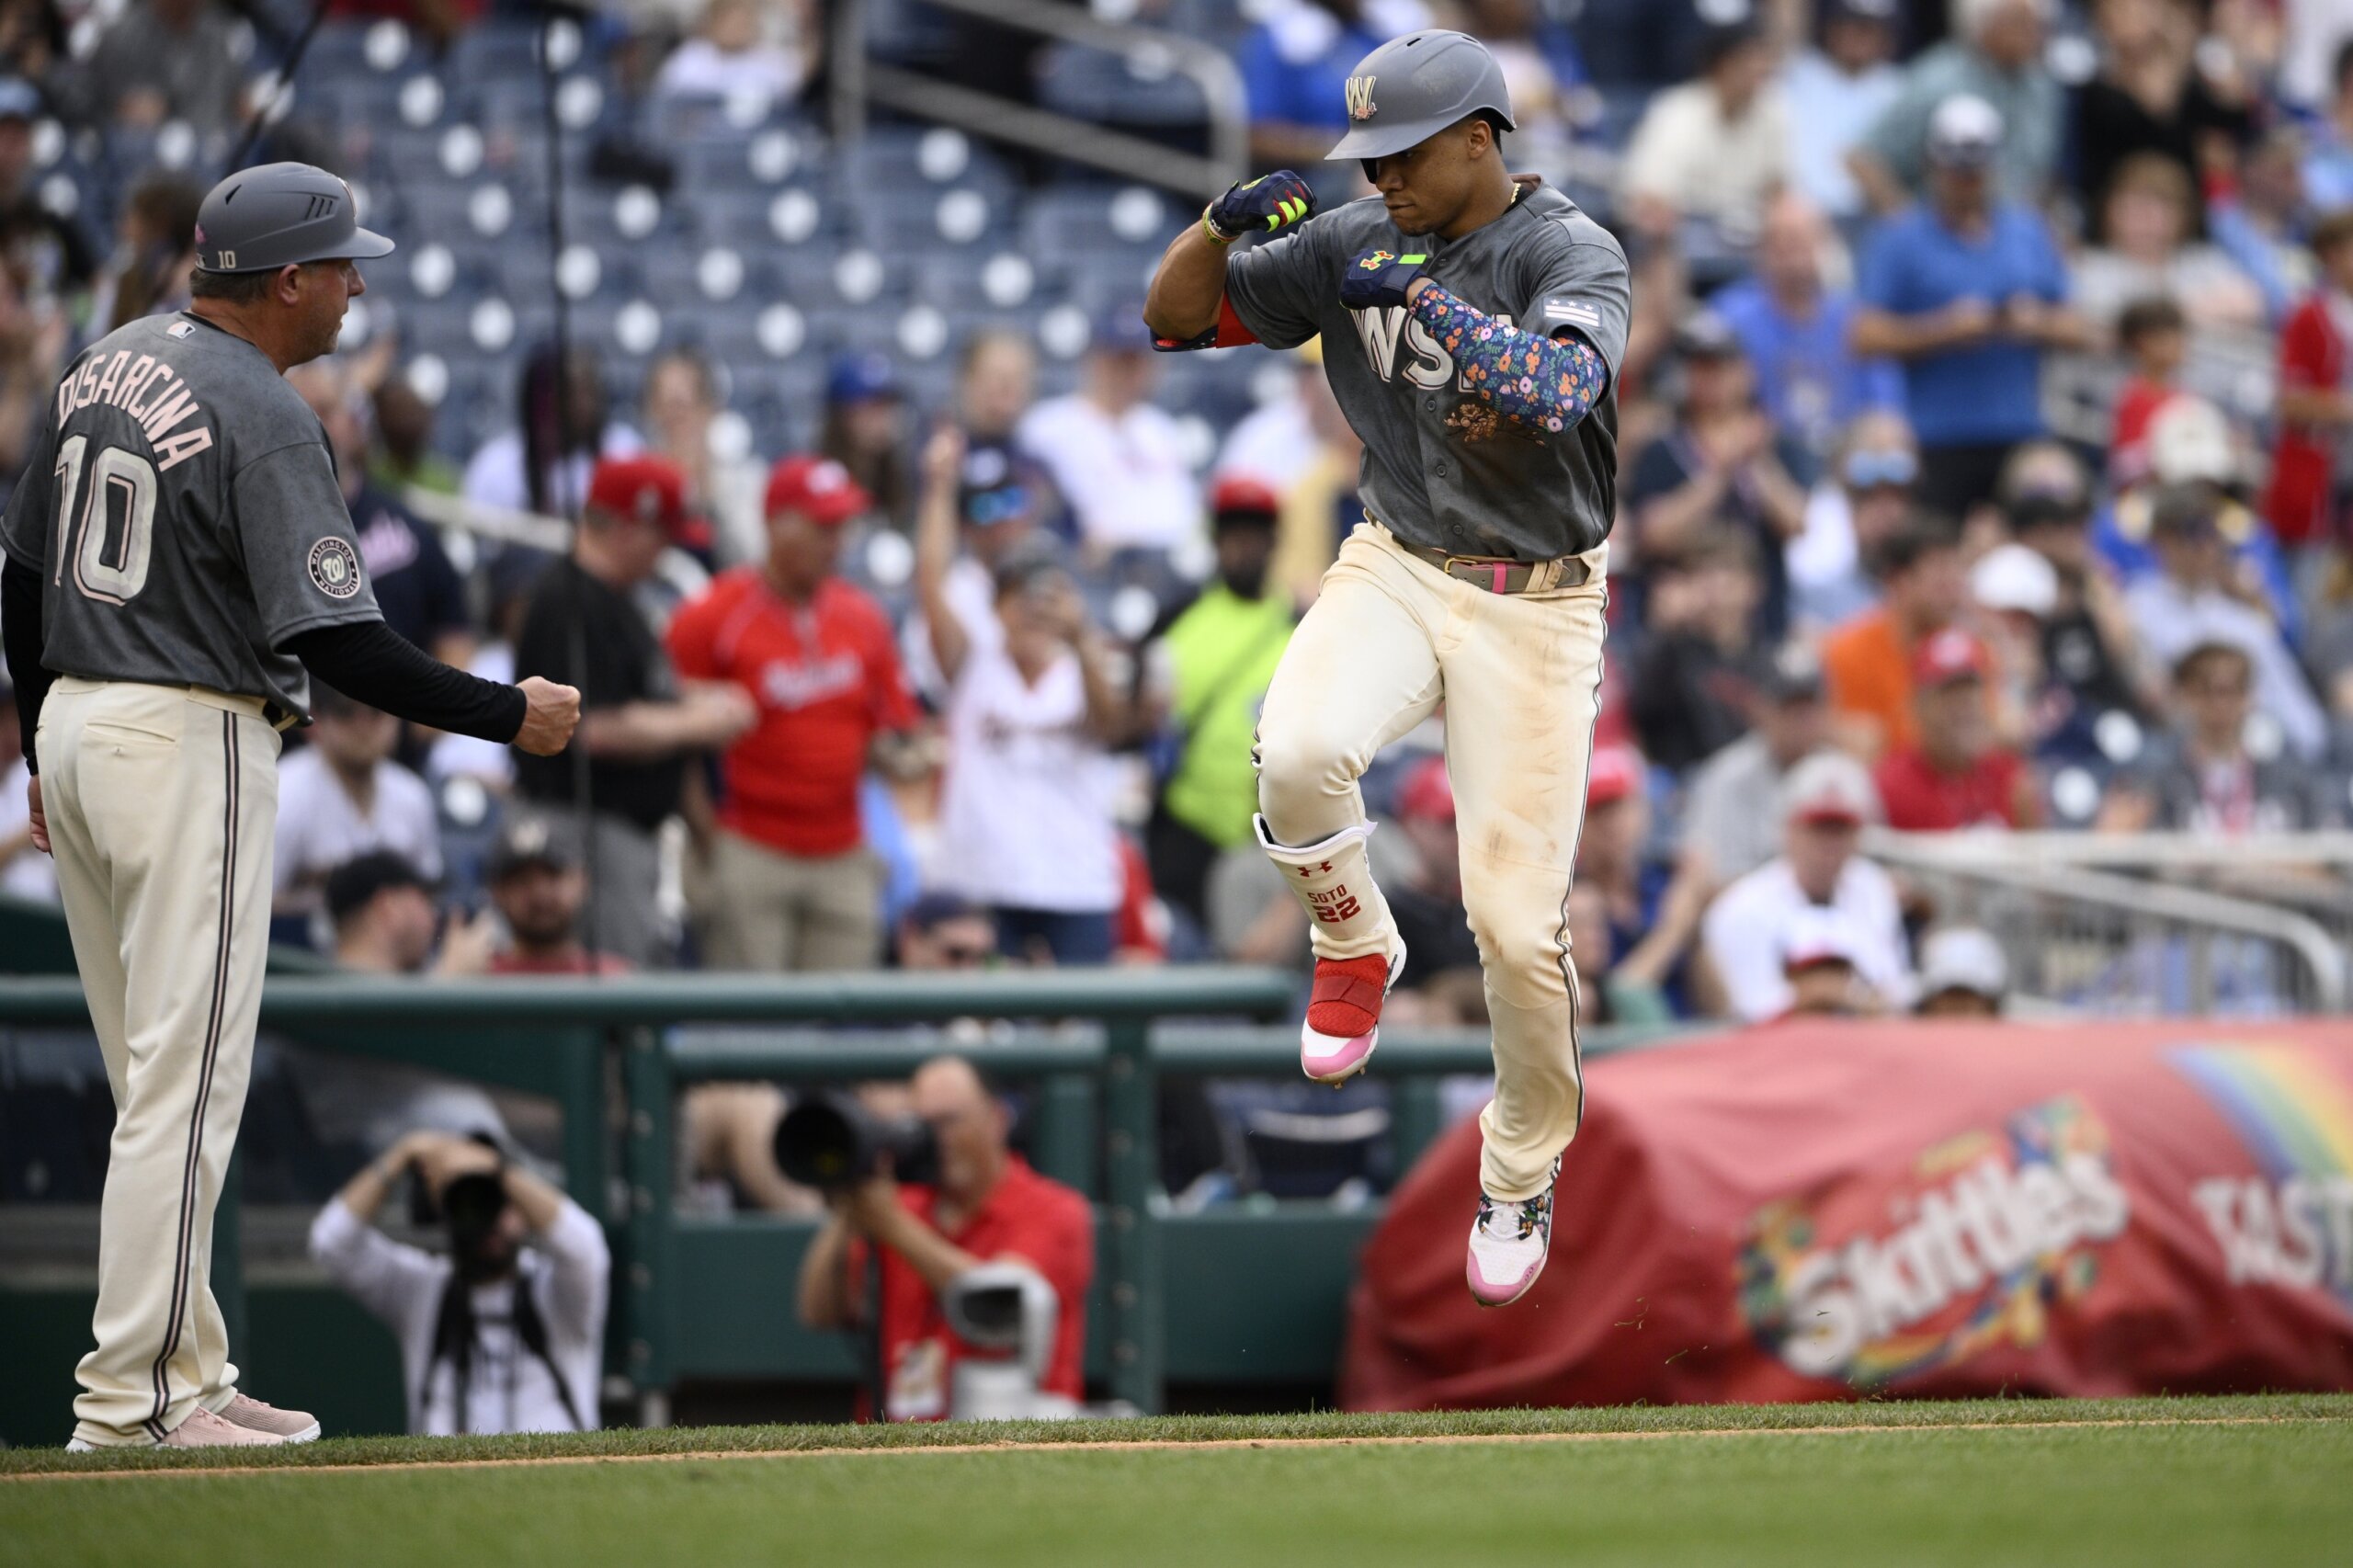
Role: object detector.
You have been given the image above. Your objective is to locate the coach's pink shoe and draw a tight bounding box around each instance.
[218,1392,320,1443]
[1301,945,1405,1085]
[1466,1159,1559,1308]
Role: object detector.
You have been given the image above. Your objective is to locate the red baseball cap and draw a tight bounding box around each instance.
[1585,745,1643,810]
[1393,756,1454,824]
[1210,473,1282,519]
[766,454,872,527]
[1911,627,1992,688]
[585,455,710,549]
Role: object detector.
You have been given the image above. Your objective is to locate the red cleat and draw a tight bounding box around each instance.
[1300,946,1404,1085]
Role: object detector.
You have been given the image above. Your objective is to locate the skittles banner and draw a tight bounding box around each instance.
[1339,1020,2353,1410]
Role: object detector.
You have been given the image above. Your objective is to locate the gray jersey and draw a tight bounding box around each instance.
[0,312,381,721]
[1223,179,1630,561]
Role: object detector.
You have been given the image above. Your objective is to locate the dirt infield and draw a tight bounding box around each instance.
[7,1412,2328,1483]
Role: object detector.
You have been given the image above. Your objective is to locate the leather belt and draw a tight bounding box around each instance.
[1394,538,1593,595]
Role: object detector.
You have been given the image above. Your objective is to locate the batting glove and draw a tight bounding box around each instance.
[1203,172,1316,244]
[1339,247,1431,312]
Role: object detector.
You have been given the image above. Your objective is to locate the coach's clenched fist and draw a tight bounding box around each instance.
[513,676,583,756]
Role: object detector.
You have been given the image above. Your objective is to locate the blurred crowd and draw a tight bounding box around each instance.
[6,0,2353,1038]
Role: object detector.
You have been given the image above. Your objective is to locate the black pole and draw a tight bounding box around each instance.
[226,0,334,175]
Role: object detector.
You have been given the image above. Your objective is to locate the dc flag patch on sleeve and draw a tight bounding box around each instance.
[1542,297,1602,331]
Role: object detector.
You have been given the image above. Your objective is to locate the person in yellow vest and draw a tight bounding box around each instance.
[1138,477,1298,930]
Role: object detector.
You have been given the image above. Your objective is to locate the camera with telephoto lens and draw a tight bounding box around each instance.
[773,1092,939,1190]
[406,1133,515,1281]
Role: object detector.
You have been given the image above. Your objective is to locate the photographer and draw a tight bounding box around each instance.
[309,1131,609,1437]
[794,1057,1093,1423]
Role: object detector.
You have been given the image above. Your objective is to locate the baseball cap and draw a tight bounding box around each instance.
[1393,756,1455,824]
[1755,640,1826,703]
[1585,745,1643,811]
[2147,396,2238,487]
[1927,95,2004,168]
[194,162,394,274]
[1780,905,1865,974]
[0,78,40,123]
[1779,750,1881,826]
[1971,542,2059,619]
[826,351,900,405]
[1911,627,1992,687]
[1210,473,1282,525]
[1918,926,2008,1001]
[489,815,579,881]
[1673,308,1742,362]
[586,454,711,549]
[324,851,431,926]
[1840,447,1918,492]
[765,454,871,527]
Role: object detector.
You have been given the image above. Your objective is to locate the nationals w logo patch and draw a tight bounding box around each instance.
[1346,75,1377,120]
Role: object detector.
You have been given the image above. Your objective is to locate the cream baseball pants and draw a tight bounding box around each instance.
[40,676,280,1447]
[1255,526,1608,1200]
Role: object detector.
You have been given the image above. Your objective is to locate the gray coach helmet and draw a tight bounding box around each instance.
[193,162,394,275]
[1324,30,1516,164]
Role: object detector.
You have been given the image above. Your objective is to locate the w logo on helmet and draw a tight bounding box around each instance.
[1346,75,1378,120]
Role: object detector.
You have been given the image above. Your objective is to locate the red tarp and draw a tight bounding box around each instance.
[1340,1019,2353,1409]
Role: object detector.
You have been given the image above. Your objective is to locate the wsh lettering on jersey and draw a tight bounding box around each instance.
[1348,304,1513,392]
[54,348,214,472]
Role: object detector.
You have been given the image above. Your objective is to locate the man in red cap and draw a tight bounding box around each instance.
[1137,475,1296,929]
[666,456,927,971]
[1873,627,2040,831]
[512,454,757,964]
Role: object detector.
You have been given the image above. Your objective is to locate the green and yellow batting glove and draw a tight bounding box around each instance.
[1203,172,1317,244]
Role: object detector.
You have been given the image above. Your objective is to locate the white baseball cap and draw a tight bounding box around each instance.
[1927,95,2004,167]
[1971,542,2060,618]
[1919,926,2009,1000]
[1781,905,1867,973]
[1779,751,1883,827]
[2148,396,2239,488]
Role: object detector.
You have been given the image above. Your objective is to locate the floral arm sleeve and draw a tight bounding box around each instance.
[1408,284,1608,436]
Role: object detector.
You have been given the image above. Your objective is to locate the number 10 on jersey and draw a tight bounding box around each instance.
[51,436,159,606]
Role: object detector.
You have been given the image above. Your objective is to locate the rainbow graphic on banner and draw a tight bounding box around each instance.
[2169,1043,2353,1309]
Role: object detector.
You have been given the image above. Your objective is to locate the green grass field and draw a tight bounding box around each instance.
[6,1395,2349,1567]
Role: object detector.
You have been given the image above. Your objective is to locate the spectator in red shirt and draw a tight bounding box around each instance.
[479,818,630,977]
[2262,209,2353,549]
[2106,295,2186,488]
[667,455,928,971]
[796,1057,1094,1422]
[1874,628,2040,831]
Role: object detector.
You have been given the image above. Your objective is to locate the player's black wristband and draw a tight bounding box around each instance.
[2,553,50,774]
[285,619,527,744]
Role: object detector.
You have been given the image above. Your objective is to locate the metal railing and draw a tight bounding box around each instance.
[828,0,1249,200]
[1865,829,2353,1016]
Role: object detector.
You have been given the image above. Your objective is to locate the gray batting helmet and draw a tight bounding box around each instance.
[1324,30,1515,164]
[193,162,394,275]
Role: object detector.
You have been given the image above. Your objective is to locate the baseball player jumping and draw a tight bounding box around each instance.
[1145,32,1629,1306]
[1,163,582,1449]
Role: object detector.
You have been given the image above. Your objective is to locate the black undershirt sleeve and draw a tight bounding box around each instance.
[3,553,51,774]
[285,619,527,744]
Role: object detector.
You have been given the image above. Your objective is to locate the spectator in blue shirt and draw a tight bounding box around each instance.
[2301,40,2353,214]
[1779,0,1904,221]
[1239,0,1406,169]
[1711,193,1903,460]
[1850,94,2089,517]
